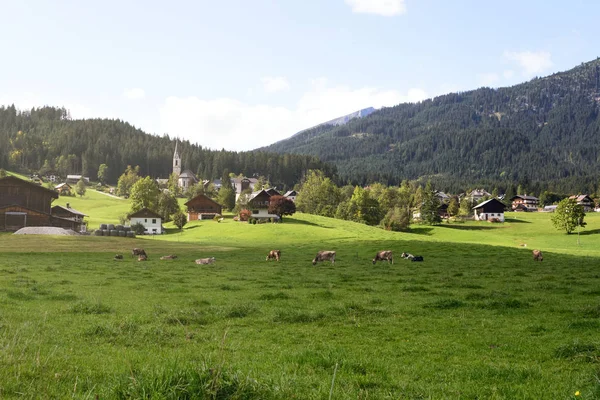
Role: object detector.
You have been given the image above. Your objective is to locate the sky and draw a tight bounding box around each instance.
[0,0,598,151]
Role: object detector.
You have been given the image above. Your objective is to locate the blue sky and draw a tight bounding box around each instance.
[0,0,597,150]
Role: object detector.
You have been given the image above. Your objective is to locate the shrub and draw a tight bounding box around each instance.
[239,209,251,222]
[131,222,146,235]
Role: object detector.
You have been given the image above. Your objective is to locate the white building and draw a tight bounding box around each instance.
[284,190,297,202]
[247,189,280,220]
[128,208,163,234]
[472,198,506,222]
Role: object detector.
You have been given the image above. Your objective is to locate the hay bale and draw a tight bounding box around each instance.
[107,224,115,231]
[94,230,102,236]
[115,224,124,231]
[102,229,109,236]
[118,231,126,237]
[126,231,135,238]
[123,226,131,232]
[100,224,107,230]
[110,229,118,236]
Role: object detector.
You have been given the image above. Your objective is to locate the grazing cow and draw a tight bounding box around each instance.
[533,249,543,262]
[411,256,424,262]
[401,252,414,260]
[266,250,281,261]
[312,251,336,266]
[138,254,147,262]
[114,254,123,260]
[132,248,146,258]
[373,250,393,265]
[160,255,177,260]
[196,257,216,265]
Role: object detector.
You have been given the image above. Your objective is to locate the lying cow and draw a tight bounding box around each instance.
[533,249,543,262]
[411,256,424,262]
[132,248,146,258]
[312,250,336,266]
[401,252,414,260]
[373,250,393,265]
[266,250,281,261]
[114,254,123,260]
[138,254,147,262]
[160,255,177,260]
[196,257,216,265]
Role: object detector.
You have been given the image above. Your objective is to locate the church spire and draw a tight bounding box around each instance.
[173,140,181,176]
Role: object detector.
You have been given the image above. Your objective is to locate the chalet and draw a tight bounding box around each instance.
[473,198,506,222]
[510,195,539,212]
[66,175,90,184]
[51,204,87,232]
[264,187,281,197]
[247,189,279,220]
[55,183,72,195]
[569,195,595,212]
[284,190,297,202]
[232,177,258,197]
[178,170,198,190]
[0,176,58,231]
[185,193,223,221]
[435,191,451,203]
[128,208,163,234]
[468,189,491,203]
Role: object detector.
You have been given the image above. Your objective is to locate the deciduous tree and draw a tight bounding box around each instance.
[75,178,86,197]
[129,176,160,213]
[551,198,586,234]
[268,195,296,221]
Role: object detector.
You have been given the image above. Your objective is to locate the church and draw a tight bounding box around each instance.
[172,142,198,190]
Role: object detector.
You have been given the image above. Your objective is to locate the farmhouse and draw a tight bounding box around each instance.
[247,189,279,220]
[185,193,223,221]
[128,208,163,234]
[569,194,595,212]
[66,175,90,184]
[468,188,491,203]
[232,177,258,199]
[473,198,506,222]
[0,176,58,231]
[51,204,87,232]
[510,194,539,211]
[284,190,297,202]
[54,182,72,195]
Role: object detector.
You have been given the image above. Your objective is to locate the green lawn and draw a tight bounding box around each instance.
[1,193,600,398]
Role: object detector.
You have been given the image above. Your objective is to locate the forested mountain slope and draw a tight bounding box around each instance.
[0,107,335,188]
[262,59,600,192]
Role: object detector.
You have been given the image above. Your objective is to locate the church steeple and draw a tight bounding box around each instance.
[173,141,181,176]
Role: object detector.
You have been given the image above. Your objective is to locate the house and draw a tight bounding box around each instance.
[0,176,58,231]
[66,175,90,184]
[51,203,87,232]
[264,187,281,197]
[435,191,451,203]
[569,195,595,212]
[473,198,506,222]
[128,208,163,234]
[232,177,258,198]
[178,170,198,190]
[510,195,539,211]
[247,189,279,220]
[54,183,72,195]
[468,189,491,203]
[185,193,223,221]
[284,190,297,202]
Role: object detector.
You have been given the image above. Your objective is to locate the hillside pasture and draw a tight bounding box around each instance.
[1,212,600,398]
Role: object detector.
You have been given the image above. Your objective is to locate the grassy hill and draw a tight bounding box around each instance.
[1,199,600,397]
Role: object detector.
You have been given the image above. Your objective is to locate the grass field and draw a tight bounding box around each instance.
[1,191,600,398]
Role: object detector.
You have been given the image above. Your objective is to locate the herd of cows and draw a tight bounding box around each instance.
[114,248,543,264]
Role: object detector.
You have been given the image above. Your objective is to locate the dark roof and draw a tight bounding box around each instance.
[569,194,593,202]
[128,207,162,219]
[510,195,538,201]
[0,176,58,198]
[179,170,197,179]
[184,193,222,207]
[51,205,87,217]
[473,198,506,210]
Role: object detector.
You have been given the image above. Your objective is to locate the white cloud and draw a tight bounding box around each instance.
[261,76,291,93]
[345,0,406,16]
[159,81,427,151]
[477,73,500,87]
[503,51,553,75]
[123,88,146,100]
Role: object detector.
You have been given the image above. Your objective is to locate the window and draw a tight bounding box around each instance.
[253,210,259,214]
[144,219,147,223]
[152,219,156,224]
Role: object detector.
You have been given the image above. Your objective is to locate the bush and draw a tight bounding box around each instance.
[131,222,146,235]
[239,209,251,222]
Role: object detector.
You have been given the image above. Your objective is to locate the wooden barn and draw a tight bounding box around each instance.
[473,198,506,222]
[0,176,58,231]
[184,194,223,221]
[51,204,87,232]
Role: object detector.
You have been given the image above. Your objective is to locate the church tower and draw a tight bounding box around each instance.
[173,141,181,176]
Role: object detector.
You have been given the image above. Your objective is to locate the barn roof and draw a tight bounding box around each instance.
[184,193,222,207]
[0,176,58,198]
[569,194,593,202]
[127,207,162,219]
[510,195,538,201]
[51,205,87,217]
[473,198,506,210]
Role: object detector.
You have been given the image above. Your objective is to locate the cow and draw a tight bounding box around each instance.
[114,254,123,260]
[411,256,424,262]
[138,254,147,262]
[401,252,414,260]
[196,257,216,265]
[373,250,393,265]
[132,248,146,258]
[266,250,281,261]
[160,255,177,260]
[533,249,543,262]
[312,251,336,266]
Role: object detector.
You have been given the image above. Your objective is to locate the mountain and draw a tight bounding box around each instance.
[261,59,600,193]
[318,107,376,127]
[0,107,335,189]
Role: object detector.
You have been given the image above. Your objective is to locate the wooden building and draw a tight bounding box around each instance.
[51,204,87,232]
[473,198,506,222]
[510,194,539,211]
[569,195,595,212]
[185,194,223,221]
[0,176,59,231]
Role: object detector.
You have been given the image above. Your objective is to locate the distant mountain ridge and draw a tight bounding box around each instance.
[261,58,600,193]
[319,107,376,127]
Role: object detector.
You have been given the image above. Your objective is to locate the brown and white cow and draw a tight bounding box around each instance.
[160,255,177,260]
[138,254,147,262]
[196,257,216,265]
[373,250,393,265]
[266,250,281,261]
[132,248,146,258]
[312,251,336,266]
[533,249,543,262]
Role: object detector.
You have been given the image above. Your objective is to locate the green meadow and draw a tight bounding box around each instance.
[1,191,600,398]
